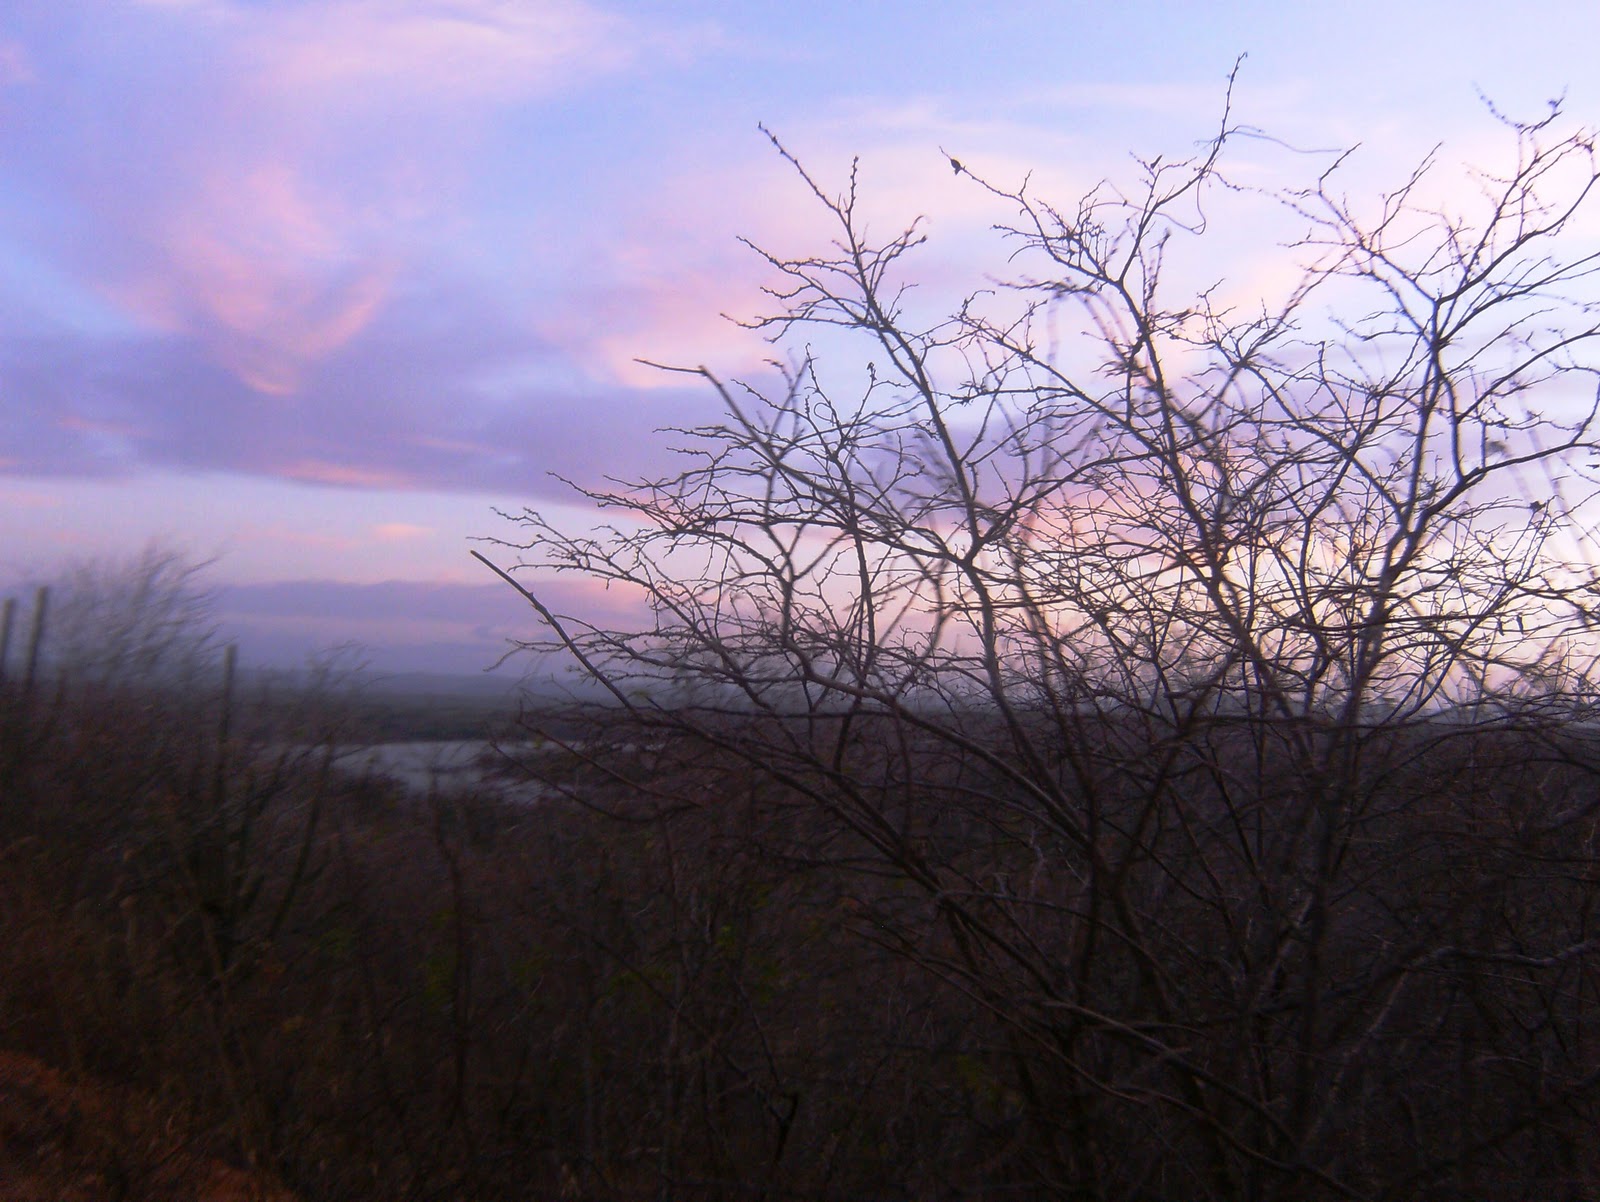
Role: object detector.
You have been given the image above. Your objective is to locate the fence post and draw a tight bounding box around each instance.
[20,586,49,712]
[2,587,48,798]
[0,596,15,688]
[213,642,236,810]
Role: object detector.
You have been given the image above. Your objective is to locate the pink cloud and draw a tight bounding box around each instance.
[2,1,747,503]
[278,459,414,489]
[0,38,34,87]
[481,565,655,628]
[541,123,1075,390]
[116,161,397,395]
[85,1,664,396]
[372,522,433,542]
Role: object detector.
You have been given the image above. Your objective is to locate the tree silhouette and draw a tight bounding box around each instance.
[484,87,1600,1200]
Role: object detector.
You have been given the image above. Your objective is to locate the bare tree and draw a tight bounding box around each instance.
[483,89,1600,1200]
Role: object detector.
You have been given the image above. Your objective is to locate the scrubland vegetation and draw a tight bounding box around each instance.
[5,557,1600,1201]
[11,91,1600,1200]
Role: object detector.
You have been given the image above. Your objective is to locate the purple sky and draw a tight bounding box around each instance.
[5,0,1600,676]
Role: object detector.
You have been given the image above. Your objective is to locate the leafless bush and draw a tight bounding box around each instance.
[486,84,1600,1200]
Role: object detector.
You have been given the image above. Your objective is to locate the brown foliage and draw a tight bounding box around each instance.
[0,1050,295,1202]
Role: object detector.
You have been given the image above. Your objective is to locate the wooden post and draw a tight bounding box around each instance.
[20,587,48,713]
[213,641,236,809]
[0,596,15,687]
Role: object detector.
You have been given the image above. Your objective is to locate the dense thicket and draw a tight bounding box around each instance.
[6,648,1600,1199]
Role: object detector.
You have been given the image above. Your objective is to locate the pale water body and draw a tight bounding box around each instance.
[330,740,550,802]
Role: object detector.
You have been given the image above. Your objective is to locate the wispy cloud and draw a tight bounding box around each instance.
[0,0,733,495]
[109,1,648,393]
[278,459,416,490]
[234,0,637,101]
[3,0,682,408]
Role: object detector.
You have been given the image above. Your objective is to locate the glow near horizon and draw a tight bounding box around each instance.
[4,0,1600,671]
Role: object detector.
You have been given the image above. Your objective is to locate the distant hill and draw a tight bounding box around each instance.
[233,666,606,742]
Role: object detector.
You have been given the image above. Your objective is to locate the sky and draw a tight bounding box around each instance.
[4,0,1600,678]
